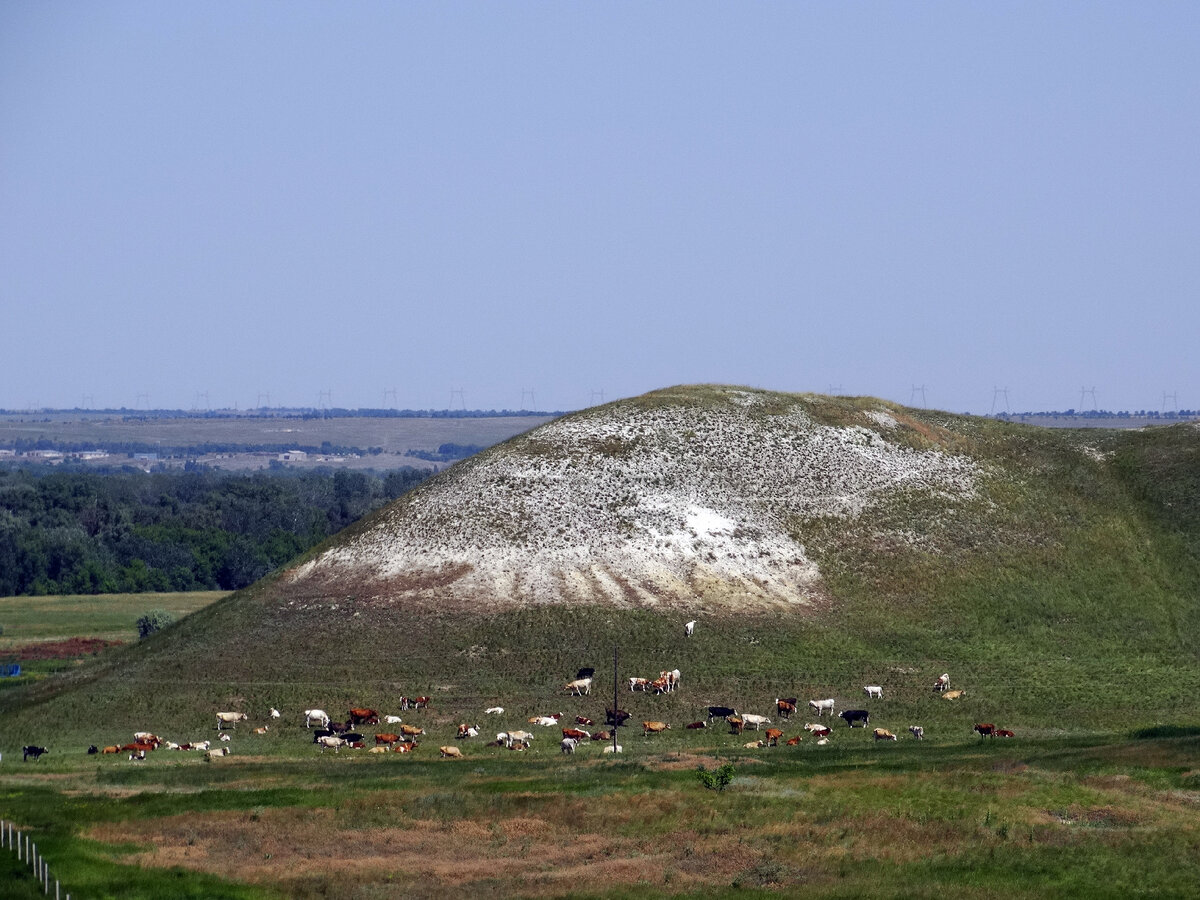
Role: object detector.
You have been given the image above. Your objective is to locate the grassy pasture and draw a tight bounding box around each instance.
[0,592,227,647]
[1,728,1197,898]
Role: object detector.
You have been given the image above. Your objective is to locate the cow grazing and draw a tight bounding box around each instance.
[809,698,835,717]
[974,723,995,738]
[776,698,797,719]
[375,733,401,746]
[996,729,1015,738]
[909,725,924,740]
[786,735,803,746]
[399,724,425,739]
[576,667,596,680]
[726,716,745,735]
[506,730,535,746]
[642,721,670,736]
[317,736,346,752]
[708,705,737,721]
[685,619,696,637]
[685,721,708,730]
[606,707,632,727]
[864,686,884,700]
[23,745,48,762]
[873,728,898,741]
[439,745,463,759]
[934,673,950,692]
[484,707,504,715]
[661,668,681,692]
[304,709,330,729]
[764,728,784,747]
[562,727,589,741]
[560,737,578,755]
[741,714,771,731]
[565,677,593,696]
[575,715,594,726]
[215,711,248,728]
[840,709,870,728]
[411,696,431,709]
[941,690,966,701]
[629,677,651,692]
[349,708,379,725]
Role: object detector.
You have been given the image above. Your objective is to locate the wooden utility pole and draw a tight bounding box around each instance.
[612,645,619,754]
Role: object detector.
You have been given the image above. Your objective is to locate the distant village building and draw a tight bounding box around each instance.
[279,449,308,461]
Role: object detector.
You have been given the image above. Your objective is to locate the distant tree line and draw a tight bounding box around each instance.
[404,443,487,462]
[0,466,427,597]
[1,407,564,419]
[0,438,382,457]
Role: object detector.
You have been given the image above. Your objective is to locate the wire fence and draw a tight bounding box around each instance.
[1,819,69,899]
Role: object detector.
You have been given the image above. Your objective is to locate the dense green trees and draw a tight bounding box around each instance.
[0,466,427,596]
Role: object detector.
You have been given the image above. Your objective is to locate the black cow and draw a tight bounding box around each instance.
[605,707,632,727]
[23,745,48,762]
[840,709,870,728]
[87,745,99,754]
[312,728,334,743]
[707,705,737,721]
[576,667,596,680]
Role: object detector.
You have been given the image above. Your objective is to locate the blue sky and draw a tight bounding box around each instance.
[2,3,1197,413]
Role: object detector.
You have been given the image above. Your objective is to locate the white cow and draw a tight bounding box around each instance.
[564,677,592,696]
[383,715,404,725]
[809,698,835,717]
[215,711,248,728]
[864,686,884,700]
[317,735,346,752]
[741,714,771,730]
[909,725,924,740]
[304,709,331,729]
[532,716,560,727]
[684,620,696,638]
[269,707,281,719]
[485,706,504,715]
[560,737,578,755]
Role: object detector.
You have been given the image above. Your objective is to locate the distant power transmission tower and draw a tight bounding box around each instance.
[990,386,1010,415]
[521,388,536,409]
[590,389,606,405]
[910,384,927,407]
[193,391,209,411]
[257,392,271,409]
[135,392,150,410]
[318,390,332,410]
[1079,386,1098,410]
[1162,391,1178,413]
[827,384,843,396]
[382,387,398,408]
[81,394,94,409]
[449,388,466,410]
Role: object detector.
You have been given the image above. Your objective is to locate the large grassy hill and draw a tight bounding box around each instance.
[3,386,1198,749]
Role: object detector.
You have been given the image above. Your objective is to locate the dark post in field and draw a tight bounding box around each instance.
[612,645,619,754]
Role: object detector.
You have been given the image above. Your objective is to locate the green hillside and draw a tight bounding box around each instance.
[2,387,1199,749]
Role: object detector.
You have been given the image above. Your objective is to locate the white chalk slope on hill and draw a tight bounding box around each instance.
[288,387,980,609]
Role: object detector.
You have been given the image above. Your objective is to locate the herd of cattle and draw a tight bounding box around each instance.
[15,666,1016,764]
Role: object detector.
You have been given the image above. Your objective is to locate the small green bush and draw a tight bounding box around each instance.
[696,762,735,792]
[136,609,175,640]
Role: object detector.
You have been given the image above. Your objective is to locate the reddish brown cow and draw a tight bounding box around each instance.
[996,729,1015,738]
[349,708,379,725]
[786,735,803,746]
[764,728,784,747]
[575,716,594,726]
[775,699,798,720]
[685,721,708,729]
[562,727,589,741]
[411,696,431,709]
[375,733,401,746]
[974,723,995,738]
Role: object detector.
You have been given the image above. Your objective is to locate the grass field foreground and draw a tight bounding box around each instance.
[0,729,1197,899]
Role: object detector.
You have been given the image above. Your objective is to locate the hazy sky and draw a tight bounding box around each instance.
[3,4,1197,414]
